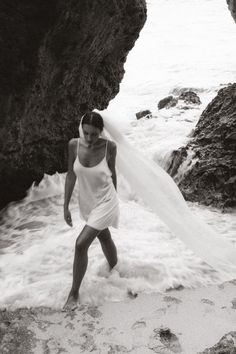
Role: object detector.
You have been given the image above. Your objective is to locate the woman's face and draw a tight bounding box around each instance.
[82,124,101,146]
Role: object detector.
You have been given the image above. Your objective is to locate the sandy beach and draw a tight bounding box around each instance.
[1,280,236,353]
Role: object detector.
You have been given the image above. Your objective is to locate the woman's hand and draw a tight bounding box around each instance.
[64,207,73,227]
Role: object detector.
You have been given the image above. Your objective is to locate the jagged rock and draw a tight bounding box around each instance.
[0,0,146,209]
[227,0,236,23]
[198,331,236,353]
[135,109,152,119]
[158,90,201,111]
[166,147,188,177]
[158,328,182,353]
[149,327,182,353]
[158,95,178,110]
[168,84,236,208]
[179,90,201,105]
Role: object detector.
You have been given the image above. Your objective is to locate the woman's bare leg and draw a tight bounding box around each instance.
[63,225,100,310]
[97,228,117,269]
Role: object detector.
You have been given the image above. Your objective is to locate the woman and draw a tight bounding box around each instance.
[63,111,119,311]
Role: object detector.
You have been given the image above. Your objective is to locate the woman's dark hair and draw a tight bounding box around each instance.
[81,111,104,131]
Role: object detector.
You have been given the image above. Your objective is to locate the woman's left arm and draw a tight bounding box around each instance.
[107,141,117,190]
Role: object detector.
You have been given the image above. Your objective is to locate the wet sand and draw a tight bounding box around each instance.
[1,280,236,353]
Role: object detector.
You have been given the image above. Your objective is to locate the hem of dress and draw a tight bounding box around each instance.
[86,221,119,231]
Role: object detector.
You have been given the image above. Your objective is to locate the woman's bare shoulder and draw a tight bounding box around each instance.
[106,139,116,150]
[68,138,78,158]
[68,138,78,147]
[106,140,117,159]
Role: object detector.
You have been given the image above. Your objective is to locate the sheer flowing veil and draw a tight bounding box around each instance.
[99,110,236,280]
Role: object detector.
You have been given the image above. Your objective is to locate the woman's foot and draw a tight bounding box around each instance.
[62,292,79,312]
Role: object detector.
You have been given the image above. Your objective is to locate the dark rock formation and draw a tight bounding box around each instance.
[198,331,236,354]
[179,90,201,105]
[158,90,201,111]
[166,147,188,177]
[136,109,152,119]
[0,0,146,209]
[158,95,178,110]
[158,328,182,353]
[168,84,236,208]
[227,0,236,23]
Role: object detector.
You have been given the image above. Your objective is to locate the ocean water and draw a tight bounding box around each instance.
[1,0,236,309]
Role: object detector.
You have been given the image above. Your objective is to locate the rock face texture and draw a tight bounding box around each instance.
[158,95,178,110]
[227,0,236,23]
[0,0,146,209]
[168,84,236,208]
[198,332,236,354]
[179,90,201,105]
[135,110,152,120]
[157,90,201,110]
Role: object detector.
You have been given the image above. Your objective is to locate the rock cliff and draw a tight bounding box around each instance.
[0,0,146,209]
[167,2,236,208]
[168,84,236,208]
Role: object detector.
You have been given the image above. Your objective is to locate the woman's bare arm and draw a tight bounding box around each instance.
[64,139,77,226]
[107,141,117,190]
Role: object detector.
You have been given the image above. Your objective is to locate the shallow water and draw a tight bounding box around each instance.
[0,168,235,309]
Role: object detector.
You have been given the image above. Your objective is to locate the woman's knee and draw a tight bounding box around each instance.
[75,225,99,253]
[75,237,88,254]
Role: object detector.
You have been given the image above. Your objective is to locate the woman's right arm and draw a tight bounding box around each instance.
[64,139,77,227]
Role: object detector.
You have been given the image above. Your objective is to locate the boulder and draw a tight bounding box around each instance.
[136,110,152,119]
[0,0,146,209]
[168,84,236,208]
[158,90,201,112]
[179,90,201,105]
[158,95,178,110]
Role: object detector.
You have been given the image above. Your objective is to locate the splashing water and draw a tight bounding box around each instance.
[0,166,235,309]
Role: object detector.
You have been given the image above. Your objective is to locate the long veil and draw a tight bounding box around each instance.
[99,110,236,281]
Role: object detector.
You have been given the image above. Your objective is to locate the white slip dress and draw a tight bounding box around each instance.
[73,138,119,230]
